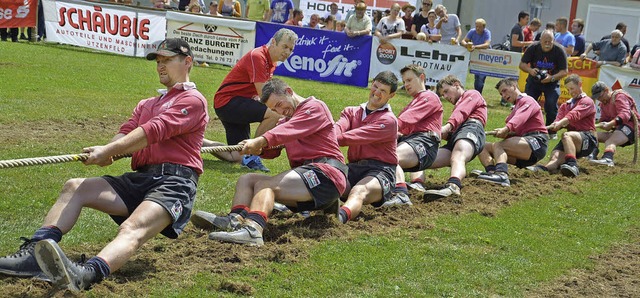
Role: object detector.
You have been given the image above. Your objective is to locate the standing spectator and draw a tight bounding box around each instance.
[345,2,372,38]
[305,13,320,29]
[419,9,441,43]
[187,2,203,13]
[475,78,549,187]
[523,18,541,43]
[581,29,627,67]
[460,18,491,94]
[324,15,336,31]
[344,0,361,23]
[205,28,298,171]
[535,22,555,41]
[554,17,575,56]
[268,0,294,24]
[218,0,242,17]
[246,0,270,21]
[401,4,415,39]
[589,81,640,167]
[528,75,597,177]
[519,30,568,134]
[208,1,221,15]
[324,2,342,21]
[372,10,383,28]
[336,20,347,33]
[0,38,208,291]
[197,78,348,246]
[374,3,405,43]
[284,9,304,27]
[177,0,190,10]
[434,4,461,45]
[571,18,586,56]
[510,11,532,52]
[410,0,433,39]
[424,75,487,198]
[601,22,631,59]
[335,71,402,224]
[0,28,19,42]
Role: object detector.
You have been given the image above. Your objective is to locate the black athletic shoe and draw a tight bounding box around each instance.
[559,164,579,177]
[0,237,42,277]
[35,239,99,292]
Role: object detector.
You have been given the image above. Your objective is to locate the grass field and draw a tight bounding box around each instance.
[0,41,639,297]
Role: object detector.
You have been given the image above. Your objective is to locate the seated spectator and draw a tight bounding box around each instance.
[218,0,242,17]
[305,14,320,29]
[284,9,303,26]
[589,81,640,167]
[581,29,627,67]
[374,3,405,43]
[345,2,372,37]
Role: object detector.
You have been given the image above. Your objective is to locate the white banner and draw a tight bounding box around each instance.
[43,0,166,58]
[369,38,470,87]
[598,65,640,108]
[166,11,256,66]
[298,0,413,23]
[468,48,522,79]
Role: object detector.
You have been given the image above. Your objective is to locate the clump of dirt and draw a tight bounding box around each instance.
[1,161,639,297]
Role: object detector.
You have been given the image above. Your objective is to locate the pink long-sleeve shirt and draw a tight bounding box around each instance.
[335,103,398,165]
[119,83,209,174]
[599,90,640,130]
[397,90,443,137]
[505,94,548,136]
[447,90,487,131]
[261,97,346,195]
[556,93,596,132]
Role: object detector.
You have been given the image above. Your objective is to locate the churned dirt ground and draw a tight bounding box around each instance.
[2,161,639,297]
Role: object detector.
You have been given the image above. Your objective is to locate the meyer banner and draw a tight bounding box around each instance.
[0,0,37,28]
[599,65,640,108]
[369,38,470,87]
[165,11,256,67]
[468,48,522,79]
[42,0,165,57]
[517,57,599,104]
[256,22,372,87]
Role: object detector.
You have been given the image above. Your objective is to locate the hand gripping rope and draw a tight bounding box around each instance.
[0,145,282,169]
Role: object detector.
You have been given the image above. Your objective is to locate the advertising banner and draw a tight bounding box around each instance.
[298,0,412,23]
[42,0,165,57]
[256,22,372,87]
[369,38,470,87]
[599,65,640,108]
[517,57,599,105]
[0,0,38,28]
[165,11,255,66]
[468,48,522,79]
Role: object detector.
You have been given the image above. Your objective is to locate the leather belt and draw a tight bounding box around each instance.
[138,163,199,183]
[304,157,348,177]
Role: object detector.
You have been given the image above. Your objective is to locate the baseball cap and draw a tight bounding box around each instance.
[590,81,608,100]
[146,38,193,60]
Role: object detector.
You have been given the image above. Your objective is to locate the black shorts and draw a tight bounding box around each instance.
[441,119,486,159]
[346,160,395,206]
[103,171,197,239]
[214,96,268,145]
[398,132,440,171]
[616,124,636,147]
[291,165,341,212]
[514,132,549,168]
[553,131,598,158]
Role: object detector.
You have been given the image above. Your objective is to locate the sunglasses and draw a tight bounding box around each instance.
[422,2,432,5]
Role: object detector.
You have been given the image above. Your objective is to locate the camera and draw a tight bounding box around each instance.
[534,69,548,81]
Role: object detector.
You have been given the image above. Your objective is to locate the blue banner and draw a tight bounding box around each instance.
[256,22,372,87]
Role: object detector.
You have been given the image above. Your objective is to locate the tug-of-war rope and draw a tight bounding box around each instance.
[0,145,282,169]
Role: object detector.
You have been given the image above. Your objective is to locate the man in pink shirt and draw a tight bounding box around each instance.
[393,64,442,200]
[335,71,400,224]
[192,78,347,246]
[425,74,487,198]
[528,74,597,177]
[474,78,548,187]
[204,28,298,172]
[0,38,209,291]
[588,81,639,167]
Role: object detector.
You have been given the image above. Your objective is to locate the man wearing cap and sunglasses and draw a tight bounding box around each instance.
[589,81,640,167]
[0,38,208,292]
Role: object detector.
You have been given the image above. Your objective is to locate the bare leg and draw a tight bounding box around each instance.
[342,176,383,220]
[202,139,241,162]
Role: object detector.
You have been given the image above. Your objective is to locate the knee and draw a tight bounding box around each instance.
[59,178,85,202]
[347,185,367,202]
